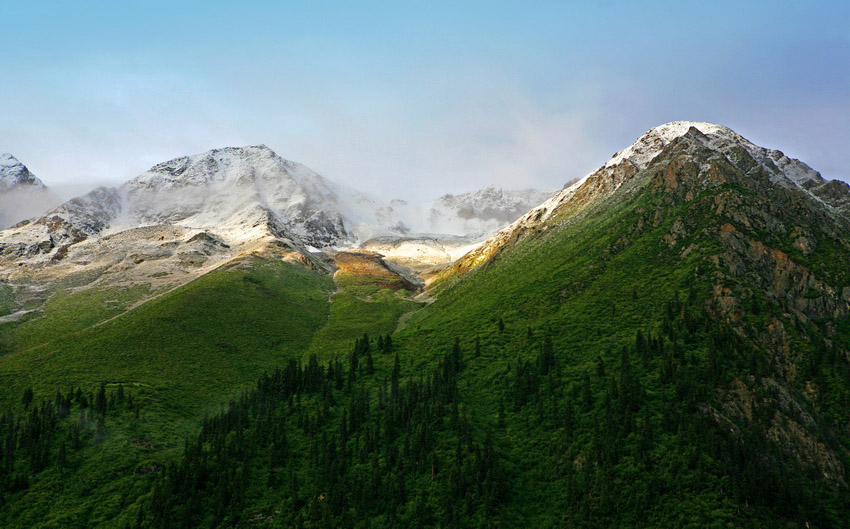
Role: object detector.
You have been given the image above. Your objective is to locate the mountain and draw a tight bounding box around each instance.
[0,146,549,296]
[0,146,549,258]
[402,120,850,526]
[446,121,850,277]
[0,122,848,527]
[0,153,46,190]
[0,153,62,229]
[374,185,554,238]
[0,146,352,264]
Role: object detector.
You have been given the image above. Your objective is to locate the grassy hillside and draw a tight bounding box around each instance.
[0,254,431,527]
[0,258,330,526]
[305,284,421,361]
[0,259,332,411]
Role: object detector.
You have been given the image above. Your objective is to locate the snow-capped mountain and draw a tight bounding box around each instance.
[0,145,551,264]
[604,121,847,210]
[0,146,358,262]
[449,121,850,275]
[0,153,46,190]
[0,153,62,229]
[111,145,353,247]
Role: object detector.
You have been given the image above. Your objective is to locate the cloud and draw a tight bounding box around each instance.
[1,1,847,204]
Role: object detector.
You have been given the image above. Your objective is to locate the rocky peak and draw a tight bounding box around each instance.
[606,122,843,211]
[0,153,62,229]
[0,153,46,190]
[128,145,293,189]
[445,121,850,279]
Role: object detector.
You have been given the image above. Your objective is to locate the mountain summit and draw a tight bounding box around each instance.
[0,153,47,190]
[447,121,850,275]
[606,121,843,206]
[113,145,352,247]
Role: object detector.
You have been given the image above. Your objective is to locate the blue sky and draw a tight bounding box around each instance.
[1,0,848,200]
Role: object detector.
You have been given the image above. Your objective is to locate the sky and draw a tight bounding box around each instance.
[1,0,848,201]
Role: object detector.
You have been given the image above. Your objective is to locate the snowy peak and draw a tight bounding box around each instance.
[447,121,850,278]
[605,121,732,171]
[114,145,349,247]
[605,121,827,195]
[0,153,47,190]
[129,145,283,188]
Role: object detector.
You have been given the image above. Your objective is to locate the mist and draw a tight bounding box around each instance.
[0,187,63,229]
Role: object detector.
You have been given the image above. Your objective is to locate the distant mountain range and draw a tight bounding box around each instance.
[0,146,550,268]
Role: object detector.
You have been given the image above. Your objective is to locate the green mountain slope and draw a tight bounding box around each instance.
[392,130,850,527]
[0,245,431,527]
[0,124,849,528]
[140,127,850,527]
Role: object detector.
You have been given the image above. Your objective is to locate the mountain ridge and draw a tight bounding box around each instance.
[439,121,850,282]
[0,146,552,261]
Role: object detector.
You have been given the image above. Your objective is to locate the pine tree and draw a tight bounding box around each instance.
[21,388,34,408]
[391,353,400,401]
[366,349,375,375]
[95,383,107,416]
[58,441,67,467]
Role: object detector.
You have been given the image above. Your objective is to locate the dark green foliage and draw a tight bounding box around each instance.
[0,383,138,506]
[146,347,505,528]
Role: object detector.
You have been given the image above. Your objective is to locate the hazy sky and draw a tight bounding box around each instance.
[1,0,848,201]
